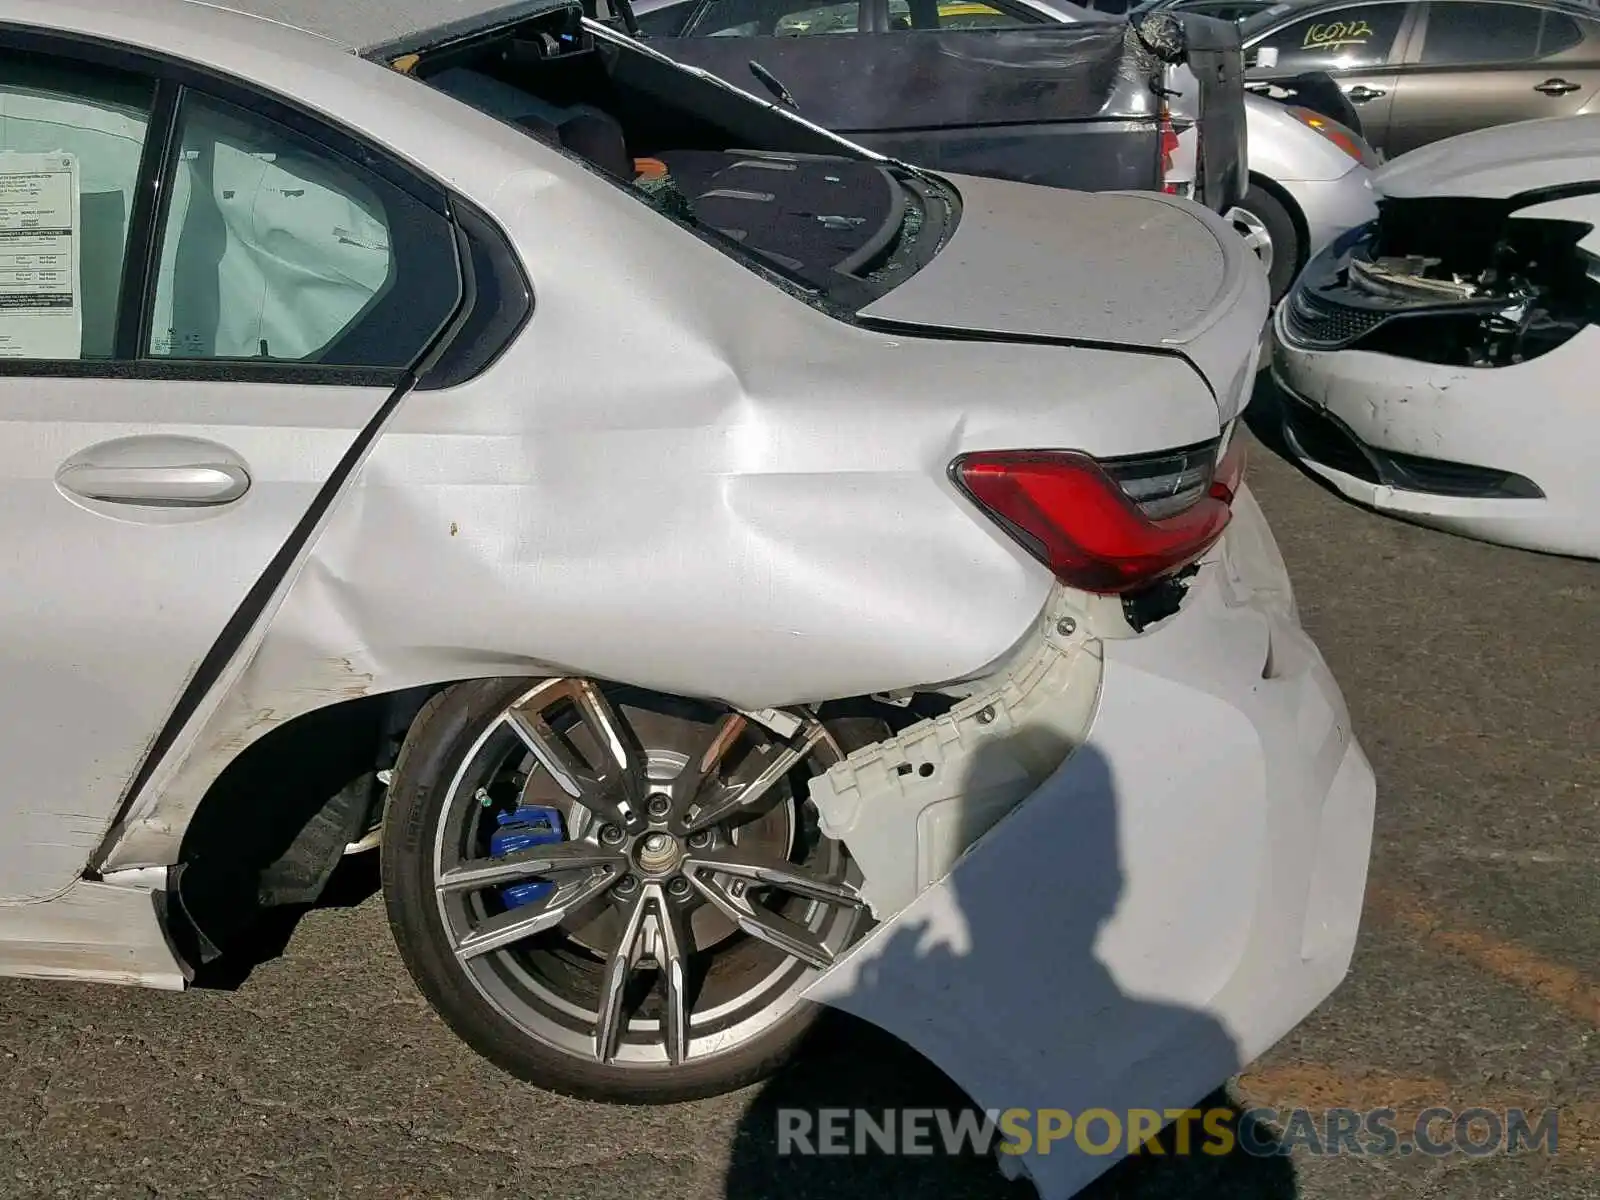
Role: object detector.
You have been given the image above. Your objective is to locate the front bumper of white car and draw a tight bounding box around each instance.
[1272,301,1598,559]
[804,484,1376,1200]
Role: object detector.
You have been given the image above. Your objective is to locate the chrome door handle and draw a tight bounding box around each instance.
[57,463,250,506]
[56,436,252,508]
[1345,85,1386,102]
[1534,77,1580,96]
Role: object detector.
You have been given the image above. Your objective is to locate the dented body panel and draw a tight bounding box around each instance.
[0,0,1244,891]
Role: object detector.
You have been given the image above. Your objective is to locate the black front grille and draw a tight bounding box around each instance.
[1282,285,1389,351]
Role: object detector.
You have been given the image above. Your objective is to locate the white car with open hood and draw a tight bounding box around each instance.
[0,0,1374,1196]
[1273,113,1600,560]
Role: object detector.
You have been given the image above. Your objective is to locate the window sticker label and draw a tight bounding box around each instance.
[0,153,81,359]
[1302,18,1375,49]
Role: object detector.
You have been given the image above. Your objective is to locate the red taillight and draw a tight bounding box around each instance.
[951,447,1240,594]
[1159,100,1181,195]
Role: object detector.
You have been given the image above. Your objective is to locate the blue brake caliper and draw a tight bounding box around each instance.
[488,805,567,909]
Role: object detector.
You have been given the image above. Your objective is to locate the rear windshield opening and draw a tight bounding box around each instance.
[397,7,958,307]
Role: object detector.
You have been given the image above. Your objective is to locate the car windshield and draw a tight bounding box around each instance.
[393,6,959,310]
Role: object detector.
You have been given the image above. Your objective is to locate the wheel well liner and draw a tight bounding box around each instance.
[171,685,438,965]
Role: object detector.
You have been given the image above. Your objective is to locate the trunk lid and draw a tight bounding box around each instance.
[857,173,1269,420]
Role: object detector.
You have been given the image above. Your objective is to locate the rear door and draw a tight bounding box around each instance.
[0,35,463,903]
[1245,1,1418,151]
[646,0,1161,191]
[1384,1,1600,155]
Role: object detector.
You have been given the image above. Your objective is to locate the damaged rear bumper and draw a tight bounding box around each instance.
[803,485,1375,1199]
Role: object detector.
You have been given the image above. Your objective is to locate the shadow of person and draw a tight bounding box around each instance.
[726,735,1297,1200]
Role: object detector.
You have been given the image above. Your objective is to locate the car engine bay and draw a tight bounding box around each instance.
[1285,196,1600,367]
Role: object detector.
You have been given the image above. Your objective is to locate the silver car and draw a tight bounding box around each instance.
[0,1,1372,1196]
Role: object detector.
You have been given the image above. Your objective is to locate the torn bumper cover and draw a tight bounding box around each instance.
[803,485,1376,1200]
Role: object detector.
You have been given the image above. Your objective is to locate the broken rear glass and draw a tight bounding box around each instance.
[390,5,958,310]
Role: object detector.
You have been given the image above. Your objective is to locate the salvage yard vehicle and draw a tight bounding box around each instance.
[631,0,1376,298]
[626,0,1250,211]
[1273,113,1600,558]
[0,0,1375,1196]
[1243,0,1600,157]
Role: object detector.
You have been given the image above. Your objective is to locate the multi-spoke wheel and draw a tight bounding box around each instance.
[381,676,881,1102]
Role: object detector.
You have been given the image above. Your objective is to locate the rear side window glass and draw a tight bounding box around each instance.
[0,53,155,360]
[1538,11,1583,55]
[1253,3,1409,70]
[147,91,460,367]
[1420,2,1542,63]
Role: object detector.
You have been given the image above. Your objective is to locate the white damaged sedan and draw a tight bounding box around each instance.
[0,0,1373,1195]
[1273,114,1600,560]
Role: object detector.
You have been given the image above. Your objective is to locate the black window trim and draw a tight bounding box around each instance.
[0,24,486,387]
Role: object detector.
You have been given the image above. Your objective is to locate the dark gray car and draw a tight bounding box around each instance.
[621,0,1249,209]
[1242,0,1600,155]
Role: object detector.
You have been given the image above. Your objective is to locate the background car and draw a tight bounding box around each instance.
[1243,0,1600,156]
[626,0,1249,209]
[1271,113,1600,558]
[1239,91,1379,298]
[633,0,1375,297]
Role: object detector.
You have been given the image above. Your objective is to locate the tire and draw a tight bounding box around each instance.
[381,676,884,1103]
[1237,182,1301,305]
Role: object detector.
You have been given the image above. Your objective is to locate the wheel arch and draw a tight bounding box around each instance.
[1248,170,1310,277]
[163,683,444,966]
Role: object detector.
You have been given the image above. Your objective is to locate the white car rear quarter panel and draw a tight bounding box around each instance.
[69,11,1226,867]
[806,485,1376,1199]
